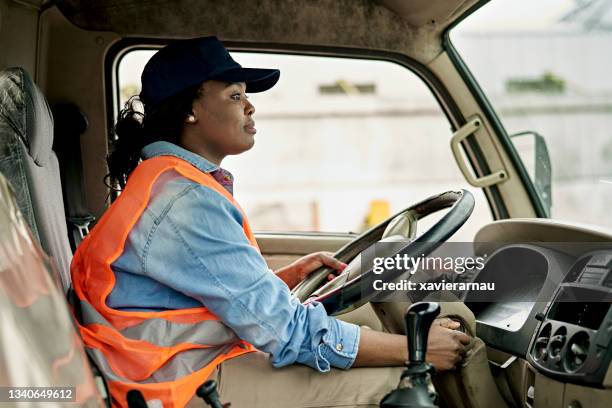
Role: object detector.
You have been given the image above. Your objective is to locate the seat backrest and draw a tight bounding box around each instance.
[0,67,73,293]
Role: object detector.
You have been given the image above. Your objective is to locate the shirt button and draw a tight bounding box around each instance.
[335,343,344,352]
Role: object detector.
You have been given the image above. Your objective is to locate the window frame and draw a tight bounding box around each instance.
[105,38,505,234]
[442,0,550,218]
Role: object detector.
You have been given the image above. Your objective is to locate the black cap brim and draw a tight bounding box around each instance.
[212,68,280,93]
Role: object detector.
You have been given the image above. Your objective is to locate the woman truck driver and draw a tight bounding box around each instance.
[70,36,470,408]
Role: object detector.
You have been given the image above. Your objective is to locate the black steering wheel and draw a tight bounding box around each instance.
[292,190,475,316]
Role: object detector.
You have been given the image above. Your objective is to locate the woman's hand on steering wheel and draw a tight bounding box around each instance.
[292,190,475,315]
[276,252,347,289]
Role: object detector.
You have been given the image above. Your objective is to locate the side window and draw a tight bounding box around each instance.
[117,51,492,240]
[451,1,612,229]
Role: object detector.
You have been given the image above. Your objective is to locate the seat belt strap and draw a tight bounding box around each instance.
[68,214,95,243]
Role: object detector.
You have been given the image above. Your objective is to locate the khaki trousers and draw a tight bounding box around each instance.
[209,351,403,408]
[185,304,403,408]
[187,299,474,408]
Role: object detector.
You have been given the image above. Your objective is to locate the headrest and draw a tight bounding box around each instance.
[52,103,88,151]
[0,67,54,166]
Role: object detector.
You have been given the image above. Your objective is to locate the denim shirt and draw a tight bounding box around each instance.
[107,141,360,372]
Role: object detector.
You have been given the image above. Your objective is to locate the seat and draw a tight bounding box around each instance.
[0,67,73,293]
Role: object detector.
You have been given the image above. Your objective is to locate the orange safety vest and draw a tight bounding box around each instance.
[71,156,257,407]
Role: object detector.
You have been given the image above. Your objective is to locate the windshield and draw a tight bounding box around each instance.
[451,0,612,229]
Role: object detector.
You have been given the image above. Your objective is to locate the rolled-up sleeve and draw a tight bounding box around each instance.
[143,183,360,371]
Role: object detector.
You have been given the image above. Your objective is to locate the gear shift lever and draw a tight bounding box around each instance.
[380,302,440,407]
[405,302,440,364]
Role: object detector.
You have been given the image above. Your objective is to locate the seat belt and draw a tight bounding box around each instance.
[67,214,95,243]
[52,103,95,250]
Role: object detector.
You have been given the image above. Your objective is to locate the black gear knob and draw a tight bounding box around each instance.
[405,302,440,364]
[380,302,441,407]
[196,380,225,408]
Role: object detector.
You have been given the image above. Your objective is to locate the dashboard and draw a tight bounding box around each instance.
[465,219,612,388]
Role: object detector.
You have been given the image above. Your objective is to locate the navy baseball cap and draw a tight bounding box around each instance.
[140,36,280,114]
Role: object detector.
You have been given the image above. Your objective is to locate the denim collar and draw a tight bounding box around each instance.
[142,141,218,174]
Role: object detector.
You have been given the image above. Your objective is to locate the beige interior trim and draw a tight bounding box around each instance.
[485,347,533,406]
[475,218,612,253]
[427,51,537,218]
[451,115,507,187]
[0,0,39,74]
[12,0,42,9]
[255,233,352,255]
[37,6,120,218]
[378,0,474,28]
[54,0,478,64]
[534,372,565,407]
[604,363,612,388]
[564,383,612,407]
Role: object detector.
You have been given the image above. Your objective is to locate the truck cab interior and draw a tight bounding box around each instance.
[1,0,611,407]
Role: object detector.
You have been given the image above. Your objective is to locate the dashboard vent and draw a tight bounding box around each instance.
[564,331,590,373]
[604,271,612,288]
[533,323,552,362]
[578,266,605,285]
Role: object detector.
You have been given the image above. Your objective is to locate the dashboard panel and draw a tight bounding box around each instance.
[466,219,612,387]
[464,244,574,356]
[528,251,612,386]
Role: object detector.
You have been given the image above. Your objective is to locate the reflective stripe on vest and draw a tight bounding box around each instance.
[71,156,257,407]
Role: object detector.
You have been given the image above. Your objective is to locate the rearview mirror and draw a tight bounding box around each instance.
[510,131,552,217]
